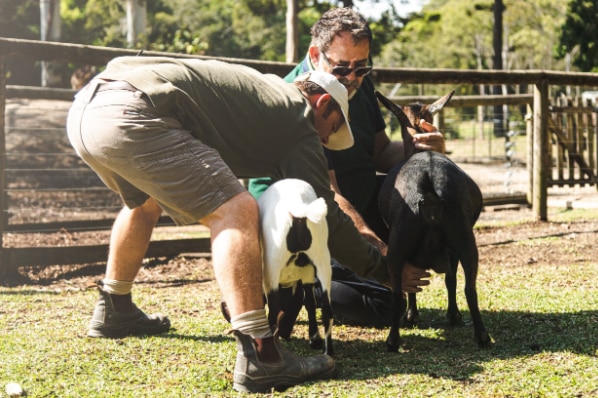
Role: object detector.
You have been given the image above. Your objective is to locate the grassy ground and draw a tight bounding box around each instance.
[2,260,597,396]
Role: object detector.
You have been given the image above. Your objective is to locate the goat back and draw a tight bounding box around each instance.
[380,151,482,226]
[258,178,331,293]
[379,151,482,273]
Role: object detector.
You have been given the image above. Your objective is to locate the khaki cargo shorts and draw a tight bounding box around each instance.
[66,80,245,225]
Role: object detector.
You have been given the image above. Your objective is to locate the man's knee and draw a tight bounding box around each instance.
[203,191,259,227]
[226,191,258,217]
[137,197,163,220]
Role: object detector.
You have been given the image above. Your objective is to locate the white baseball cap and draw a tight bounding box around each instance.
[295,71,354,151]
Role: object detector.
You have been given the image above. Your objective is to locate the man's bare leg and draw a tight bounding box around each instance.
[201,192,264,317]
[88,198,170,338]
[202,192,336,393]
[106,198,163,282]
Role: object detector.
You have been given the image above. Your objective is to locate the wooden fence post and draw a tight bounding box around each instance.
[532,80,549,221]
[526,102,533,205]
[0,53,7,272]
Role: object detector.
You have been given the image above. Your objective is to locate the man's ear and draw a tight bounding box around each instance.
[308,46,320,67]
[314,93,332,112]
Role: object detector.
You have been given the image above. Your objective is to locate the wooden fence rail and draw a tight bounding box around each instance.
[2,37,598,272]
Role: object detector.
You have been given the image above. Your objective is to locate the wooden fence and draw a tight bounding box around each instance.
[1,37,598,273]
[548,96,597,187]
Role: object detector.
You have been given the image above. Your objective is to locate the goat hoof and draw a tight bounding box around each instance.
[309,337,323,350]
[386,342,400,353]
[477,331,493,348]
[402,312,419,328]
[446,311,464,327]
[385,337,400,353]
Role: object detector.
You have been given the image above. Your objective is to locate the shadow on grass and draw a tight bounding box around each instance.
[286,307,597,382]
[157,332,232,344]
[1,256,210,288]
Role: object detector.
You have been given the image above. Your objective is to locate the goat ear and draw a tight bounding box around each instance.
[375,91,403,115]
[375,90,412,127]
[427,90,455,115]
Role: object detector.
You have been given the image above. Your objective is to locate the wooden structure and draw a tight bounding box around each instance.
[1,37,598,272]
[548,96,597,187]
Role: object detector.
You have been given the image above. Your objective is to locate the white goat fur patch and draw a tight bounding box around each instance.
[257,178,331,295]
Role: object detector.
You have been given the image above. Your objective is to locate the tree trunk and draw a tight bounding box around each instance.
[492,0,505,137]
[40,0,61,87]
[285,0,299,63]
[126,0,147,48]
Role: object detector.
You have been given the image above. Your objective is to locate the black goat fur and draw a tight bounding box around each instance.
[376,90,493,352]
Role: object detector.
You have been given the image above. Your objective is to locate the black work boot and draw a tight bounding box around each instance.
[230,330,336,393]
[87,283,170,338]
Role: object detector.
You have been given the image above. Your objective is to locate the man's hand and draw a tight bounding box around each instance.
[401,262,431,293]
[413,121,445,154]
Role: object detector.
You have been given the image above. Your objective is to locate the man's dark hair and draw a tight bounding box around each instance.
[310,7,373,53]
[294,79,342,118]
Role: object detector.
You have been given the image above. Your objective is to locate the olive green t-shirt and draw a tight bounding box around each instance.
[97,56,388,283]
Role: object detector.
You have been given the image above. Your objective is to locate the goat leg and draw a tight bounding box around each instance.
[404,292,420,328]
[445,253,463,326]
[303,283,324,351]
[266,290,285,337]
[386,277,406,352]
[319,289,334,356]
[460,248,493,347]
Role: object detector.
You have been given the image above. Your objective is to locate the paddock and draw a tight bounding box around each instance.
[1,38,598,274]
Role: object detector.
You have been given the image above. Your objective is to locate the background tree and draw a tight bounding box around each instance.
[0,0,576,87]
[125,0,146,48]
[0,0,42,84]
[286,0,299,62]
[377,0,567,93]
[40,0,62,86]
[557,0,598,73]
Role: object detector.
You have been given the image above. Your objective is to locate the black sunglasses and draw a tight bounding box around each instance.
[320,52,372,78]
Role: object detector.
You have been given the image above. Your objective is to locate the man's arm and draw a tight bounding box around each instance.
[372,131,403,173]
[328,169,386,254]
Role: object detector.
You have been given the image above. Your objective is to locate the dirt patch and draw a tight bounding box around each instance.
[5,205,598,289]
[3,99,598,289]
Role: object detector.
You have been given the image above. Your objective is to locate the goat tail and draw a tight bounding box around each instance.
[289,197,328,224]
[306,197,327,224]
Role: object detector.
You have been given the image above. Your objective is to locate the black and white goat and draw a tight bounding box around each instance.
[258,178,334,355]
[375,91,492,352]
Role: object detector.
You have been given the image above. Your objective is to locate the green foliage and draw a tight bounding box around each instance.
[0,0,578,76]
[376,0,568,97]
[377,0,491,72]
[368,6,404,58]
[505,0,568,70]
[60,0,129,47]
[0,0,40,39]
[151,0,289,60]
[557,0,598,72]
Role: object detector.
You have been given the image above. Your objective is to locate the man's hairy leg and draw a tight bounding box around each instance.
[105,198,162,282]
[201,191,265,318]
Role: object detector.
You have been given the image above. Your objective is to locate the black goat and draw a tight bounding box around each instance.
[375,90,493,352]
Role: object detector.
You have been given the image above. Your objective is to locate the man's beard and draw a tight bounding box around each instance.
[340,78,360,99]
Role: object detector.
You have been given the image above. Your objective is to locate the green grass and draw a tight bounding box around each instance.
[2,211,597,396]
[2,251,597,397]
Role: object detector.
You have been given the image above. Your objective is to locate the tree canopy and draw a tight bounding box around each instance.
[557,0,598,73]
[377,0,568,71]
[0,0,593,86]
